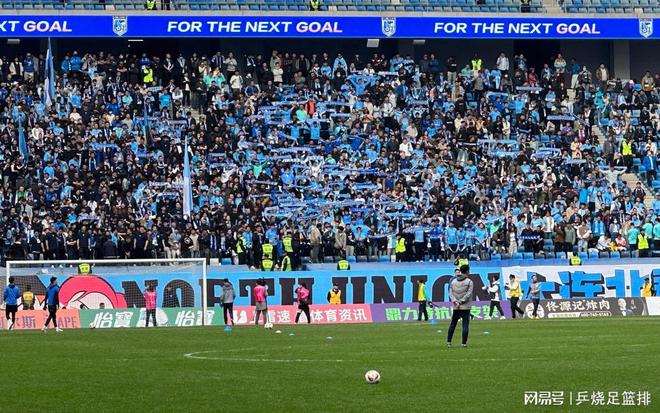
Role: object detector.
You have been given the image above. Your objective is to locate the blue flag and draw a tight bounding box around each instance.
[18,115,28,161]
[182,137,193,218]
[44,37,55,107]
[143,97,150,142]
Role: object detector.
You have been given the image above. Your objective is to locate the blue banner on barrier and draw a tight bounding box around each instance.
[10,263,658,310]
[0,15,656,39]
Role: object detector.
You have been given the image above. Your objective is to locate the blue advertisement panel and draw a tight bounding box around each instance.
[0,15,655,39]
[5,263,658,310]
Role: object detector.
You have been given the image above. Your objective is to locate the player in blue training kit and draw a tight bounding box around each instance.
[42,277,62,332]
[3,276,20,330]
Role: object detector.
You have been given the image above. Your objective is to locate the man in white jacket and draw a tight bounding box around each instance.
[482,274,505,319]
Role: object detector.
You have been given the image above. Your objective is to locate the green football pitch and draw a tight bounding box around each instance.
[1,318,657,413]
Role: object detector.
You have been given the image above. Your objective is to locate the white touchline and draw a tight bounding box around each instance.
[183,350,353,363]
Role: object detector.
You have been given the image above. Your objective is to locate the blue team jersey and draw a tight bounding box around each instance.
[3,284,20,305]
[446,227,458,244]
[46,284,60,306]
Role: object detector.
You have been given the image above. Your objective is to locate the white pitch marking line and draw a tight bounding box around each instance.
[183,350,352,363]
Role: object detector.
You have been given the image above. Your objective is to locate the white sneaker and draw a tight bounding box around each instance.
[55,327,63,332]
[41,326,47,332]
[500,316,506,320]
[6,323,11,330]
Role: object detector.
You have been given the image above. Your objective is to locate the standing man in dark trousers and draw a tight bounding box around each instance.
[526,275,542,319]
[294,282,311,324]
[41,277,62,332]
[508,274,525,318]
[144,285,157,327]
[3,276,20,330]
[482,274,505,319]
[416,279,429,321]
[221,279,235,326]
[447,265,474,348]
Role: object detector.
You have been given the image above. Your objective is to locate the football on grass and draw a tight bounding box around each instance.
[365,370,380,384]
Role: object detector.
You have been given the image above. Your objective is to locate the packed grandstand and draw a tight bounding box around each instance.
[0,45,658,268]
[1,0,658,14]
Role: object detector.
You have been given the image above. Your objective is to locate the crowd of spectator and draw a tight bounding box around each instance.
[0,47,658,269]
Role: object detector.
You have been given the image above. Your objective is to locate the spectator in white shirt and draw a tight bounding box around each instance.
[496,52,509,73]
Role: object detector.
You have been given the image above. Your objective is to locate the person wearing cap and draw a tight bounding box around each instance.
[447,265,473,348]
[276,249,291,271]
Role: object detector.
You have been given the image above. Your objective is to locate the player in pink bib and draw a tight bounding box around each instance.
[295,283,311,324]
[144,285,157,327]
[253,279,268,325]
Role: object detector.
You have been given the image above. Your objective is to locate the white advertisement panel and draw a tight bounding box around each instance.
[503,264,659,299]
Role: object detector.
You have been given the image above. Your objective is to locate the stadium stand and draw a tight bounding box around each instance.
[0,46,657,268]
[4,0,660,13]
[563,0,660,14]
[0,0,548,13]
[2,0,660,12]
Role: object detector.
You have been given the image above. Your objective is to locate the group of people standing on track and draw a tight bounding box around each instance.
[481,273,543,320]
[3,276,61,332]
[414,264,546,348]
[249,279,344,326]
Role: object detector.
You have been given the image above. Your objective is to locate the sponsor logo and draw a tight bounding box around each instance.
[381,17,396,37]
[639,18,653,38]
[113,16,128,37]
